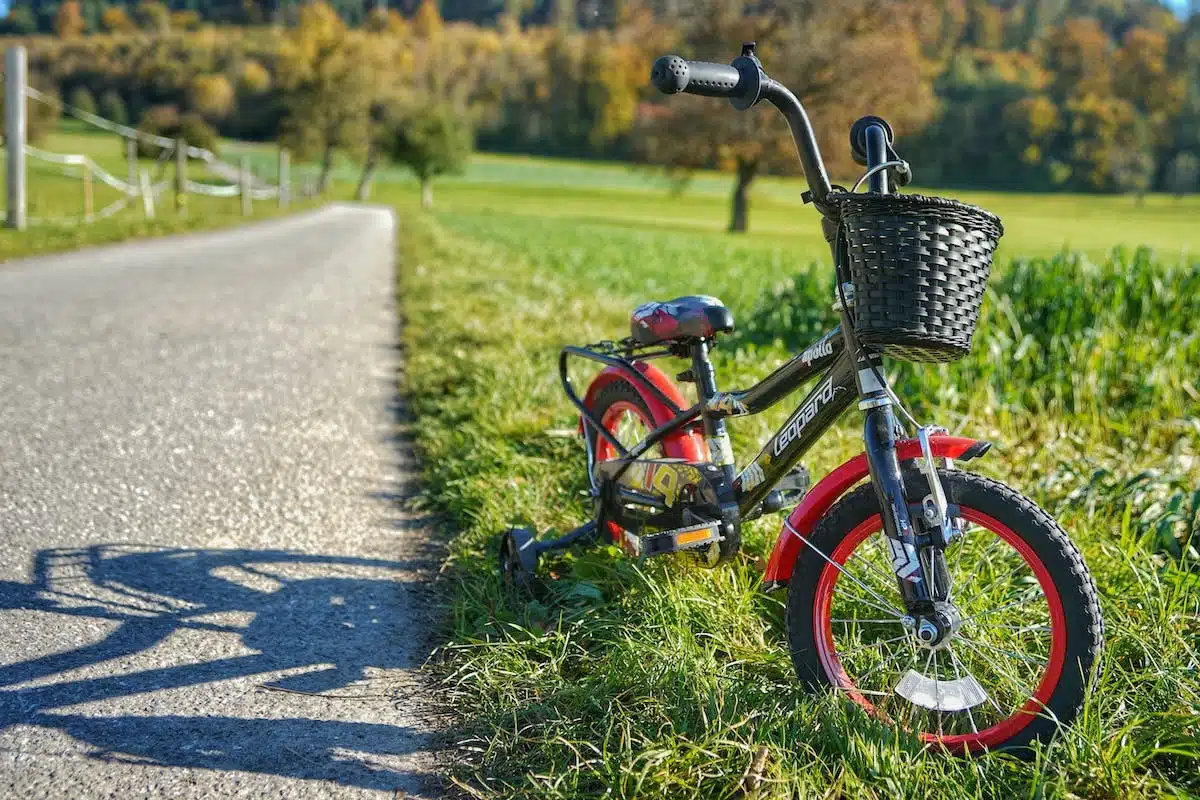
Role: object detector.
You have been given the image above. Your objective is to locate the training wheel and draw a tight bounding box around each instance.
[499,526,539,588]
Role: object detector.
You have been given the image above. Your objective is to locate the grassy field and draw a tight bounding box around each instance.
[0,123,317,261]
[382,157,1200,798]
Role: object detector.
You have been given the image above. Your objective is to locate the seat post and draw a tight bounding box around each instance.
[691,339,736,479]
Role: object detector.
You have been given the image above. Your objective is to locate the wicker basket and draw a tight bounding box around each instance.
[832,192,1004,363]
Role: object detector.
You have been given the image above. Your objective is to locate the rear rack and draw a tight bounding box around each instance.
[559,340,700,464]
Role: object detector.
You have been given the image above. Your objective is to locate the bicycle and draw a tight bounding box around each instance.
[499,43,1103,755]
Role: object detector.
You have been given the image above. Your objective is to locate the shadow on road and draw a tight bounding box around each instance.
[0,545,437,791]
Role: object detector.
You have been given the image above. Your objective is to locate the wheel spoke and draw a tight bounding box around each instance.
[956,637,1037,704]
[853,642,912,686]
[846,537,900,590]
[785,519,906,618]
[831,618,905,625]
[955,636,1047,667]
[963,559,1029,604]
[838,634,910,660]
[958,591,1042,626]
[946,643,981,735]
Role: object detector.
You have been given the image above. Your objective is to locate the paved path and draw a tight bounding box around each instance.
[0,206,442,798]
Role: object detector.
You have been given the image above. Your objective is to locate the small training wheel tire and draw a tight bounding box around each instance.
[499,526,538,589]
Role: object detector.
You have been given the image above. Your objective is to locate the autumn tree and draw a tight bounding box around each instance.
[100,6,136,33]
[638,0,932,232]
[278,2,374,192]
[189,74,236,120]
[54,0,87,37]
[412,0,444,38]
[135,1,171,32]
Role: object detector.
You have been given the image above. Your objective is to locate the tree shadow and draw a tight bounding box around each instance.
[0,544,439,792]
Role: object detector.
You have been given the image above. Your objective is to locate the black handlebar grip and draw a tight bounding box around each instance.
[651,55,742,97]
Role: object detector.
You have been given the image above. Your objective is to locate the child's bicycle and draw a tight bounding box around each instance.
[499,44,1103,755]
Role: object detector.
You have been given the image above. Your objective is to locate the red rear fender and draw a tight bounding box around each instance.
[762,436,989,589]
[579,362,707,461]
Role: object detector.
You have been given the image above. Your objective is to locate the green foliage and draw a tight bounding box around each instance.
[98,89,128,126]
[67,85,97,116]
[386,102,473,204]
[135,104,219,156]
[0,5,38,34]
[393,196,1200,797]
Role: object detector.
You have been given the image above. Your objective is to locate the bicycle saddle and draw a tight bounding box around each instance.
[630,296,734,345]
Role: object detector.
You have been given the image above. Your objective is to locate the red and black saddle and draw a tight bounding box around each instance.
[630,295,734,346]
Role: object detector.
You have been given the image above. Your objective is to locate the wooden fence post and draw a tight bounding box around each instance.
[5,46,28,231]
[174,138,187,216]
[278,148,290,209]
[140,168,155,219]
[240,155,252,217]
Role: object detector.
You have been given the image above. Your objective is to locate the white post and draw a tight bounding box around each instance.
[5,46,28,231]
[239,155,252,216]
[126,137,138,189]
[278,148,290,209]
[139,168,155,219]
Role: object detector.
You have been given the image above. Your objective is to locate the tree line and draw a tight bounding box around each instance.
[2,0,1198,225]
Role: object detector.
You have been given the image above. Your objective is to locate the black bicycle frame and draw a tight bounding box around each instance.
[561,311,934,607]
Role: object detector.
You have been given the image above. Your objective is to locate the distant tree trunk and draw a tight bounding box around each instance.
[421,177,433,208]
[729,158,757,233]
[355,144,378,202]
[318,143,335,193]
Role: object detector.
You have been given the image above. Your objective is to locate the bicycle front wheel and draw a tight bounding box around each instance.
[786,469,1103,755]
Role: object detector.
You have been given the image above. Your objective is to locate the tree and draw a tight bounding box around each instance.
[68,86,98,116]
[189,74,236,119]
[99,90,129,126]
[412,0,443,38]
[386,102,473,207]
[135,0,171,32]
[0,5,39,34]
[100,5,136,32]
[239,60,272,94]
[278,2,374,192]
[1166,151,1199,199]
[637,0,932,232]
[366,6,409,34]
[54,0,87,37]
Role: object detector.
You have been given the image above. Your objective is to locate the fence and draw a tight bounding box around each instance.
[4,46,313,232]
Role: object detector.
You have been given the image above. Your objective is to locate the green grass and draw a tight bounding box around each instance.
[381,159,1200,798]
[1,123,318,261]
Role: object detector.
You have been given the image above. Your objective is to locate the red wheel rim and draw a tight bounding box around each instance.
[811,509,1068,752]
[594,400,659,543]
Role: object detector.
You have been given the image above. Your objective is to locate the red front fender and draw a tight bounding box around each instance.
[762,435,988,589]
[579,361,708,461]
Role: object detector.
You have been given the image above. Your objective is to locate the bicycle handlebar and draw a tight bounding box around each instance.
[650,56,744,98]
[649,44,834,209]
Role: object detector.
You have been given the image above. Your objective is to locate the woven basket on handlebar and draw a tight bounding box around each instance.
[830,192,1004,363]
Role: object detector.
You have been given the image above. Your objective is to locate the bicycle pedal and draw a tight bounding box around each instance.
[621,521,721,558]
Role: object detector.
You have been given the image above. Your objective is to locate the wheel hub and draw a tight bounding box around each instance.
[903,601,963,649]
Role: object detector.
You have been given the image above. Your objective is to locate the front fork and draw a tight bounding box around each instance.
[840,320,954,616]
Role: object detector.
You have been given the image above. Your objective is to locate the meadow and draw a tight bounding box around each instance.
[384,157,1200,798]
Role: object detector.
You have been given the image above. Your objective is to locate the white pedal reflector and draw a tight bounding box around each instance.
[895,669,989,711]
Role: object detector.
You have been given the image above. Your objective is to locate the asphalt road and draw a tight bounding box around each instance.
[0,206,442,798]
